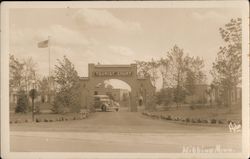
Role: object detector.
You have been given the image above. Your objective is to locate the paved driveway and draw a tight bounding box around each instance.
[10,108,242,152]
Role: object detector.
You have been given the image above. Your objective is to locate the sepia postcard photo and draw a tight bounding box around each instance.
[1,1,249,159]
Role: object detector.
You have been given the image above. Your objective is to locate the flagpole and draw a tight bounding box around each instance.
[48,35,51,104]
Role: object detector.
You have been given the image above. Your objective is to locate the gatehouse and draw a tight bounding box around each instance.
[80,63,155,112]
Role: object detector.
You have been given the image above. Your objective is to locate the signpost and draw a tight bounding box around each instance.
[29,81,37,122]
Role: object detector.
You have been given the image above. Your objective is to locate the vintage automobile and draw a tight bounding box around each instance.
[93,95,119,112]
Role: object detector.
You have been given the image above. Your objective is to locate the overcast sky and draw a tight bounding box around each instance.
[9,8,241,90]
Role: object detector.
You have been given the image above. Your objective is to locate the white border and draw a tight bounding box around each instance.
[1,1,249,159]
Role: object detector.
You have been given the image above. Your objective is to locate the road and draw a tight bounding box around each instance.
[10,108,242,152]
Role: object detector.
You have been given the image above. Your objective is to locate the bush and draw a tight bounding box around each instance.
[15,90,29,113]
[186,118,190,122]
[36,118,41,123]
[202,120,209,123]
[166,115,172,120]
[44,119,48,122]
[211,119,217,124]
[189,105,195,110]
[10,121,12,124]
[191,119,197,123]
[25,119,28,123]
[14,120,18,124]
[197,118,202,123]
[49,119,53,122]
[174,117,179,121]
[218,120,224,124]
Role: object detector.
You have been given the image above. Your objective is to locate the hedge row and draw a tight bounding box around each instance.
[142,111,241,125]
[10,111,91,124]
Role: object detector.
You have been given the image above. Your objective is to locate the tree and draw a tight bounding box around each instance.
[22,57,38,95]
[185,56,206,103]
[147,59,160,87]
[166,45,190,108]
[158,57,169,89]
[9,55,24,92]
[52,56,81,113]
[135,58,159,87]
[210,18,242,108]
[15,90,29,113]
[136,60,150,78]
[156,88,173,106]
[38,77,50,103]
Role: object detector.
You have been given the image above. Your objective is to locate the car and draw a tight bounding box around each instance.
[93,95,119,112]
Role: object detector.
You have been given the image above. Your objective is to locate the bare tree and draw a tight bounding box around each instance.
[158,57,169,89]
[22,57,38,94]
[135,59,159,87]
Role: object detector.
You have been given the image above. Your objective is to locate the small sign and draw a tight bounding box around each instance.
[93,71,132,77]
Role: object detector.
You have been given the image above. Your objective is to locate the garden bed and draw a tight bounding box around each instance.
[142,111,241,127]
[10,110,92,124]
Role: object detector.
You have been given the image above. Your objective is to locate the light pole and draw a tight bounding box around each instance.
[29,80,37,122]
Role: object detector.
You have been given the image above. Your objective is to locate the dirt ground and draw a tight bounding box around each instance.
[10,108,242,152]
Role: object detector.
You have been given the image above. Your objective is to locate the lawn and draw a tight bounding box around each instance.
[9,111,89,123]
[154,105,241,121]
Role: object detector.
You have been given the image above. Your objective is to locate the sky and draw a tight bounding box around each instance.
[9,8,241,90]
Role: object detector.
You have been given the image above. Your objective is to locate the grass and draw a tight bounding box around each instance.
[10,112,87,123]
[10,102,52,112]
[154,105,241,121]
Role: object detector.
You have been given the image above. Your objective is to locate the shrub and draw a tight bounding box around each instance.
[15,90,29,113]
[44,119,48,122]
[36,118,41,123]
[49,119,53,122]
[203,120,209,123]
[211,119,217,124]
[65,118,68,121]
[218,120,224,124]
[197,118,202,123]
[186,118,190,122]
[189,105,195,110]
[10,121,12,124]
[161,115,168,120]
[166,115,172,120]
[14,120,18,124]
[25,119,28,123]
[73,117,76,120]
[191,119,197,123]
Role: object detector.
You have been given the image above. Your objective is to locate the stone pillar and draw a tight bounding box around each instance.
[130,90,137,112]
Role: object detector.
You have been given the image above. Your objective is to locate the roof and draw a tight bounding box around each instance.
[93,95,109,98]
[95,64,132,68]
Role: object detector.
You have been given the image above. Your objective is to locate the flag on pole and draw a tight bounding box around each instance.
[37,40,49,48]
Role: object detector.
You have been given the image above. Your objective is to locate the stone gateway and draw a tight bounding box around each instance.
[80,63,155,112]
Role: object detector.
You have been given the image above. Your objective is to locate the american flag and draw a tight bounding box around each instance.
[37,39,49,48]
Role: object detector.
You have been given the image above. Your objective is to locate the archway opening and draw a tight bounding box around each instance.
[94,79,131,111]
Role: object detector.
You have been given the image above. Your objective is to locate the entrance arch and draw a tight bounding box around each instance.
[80,63,155,112]
[93,79,132,110]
